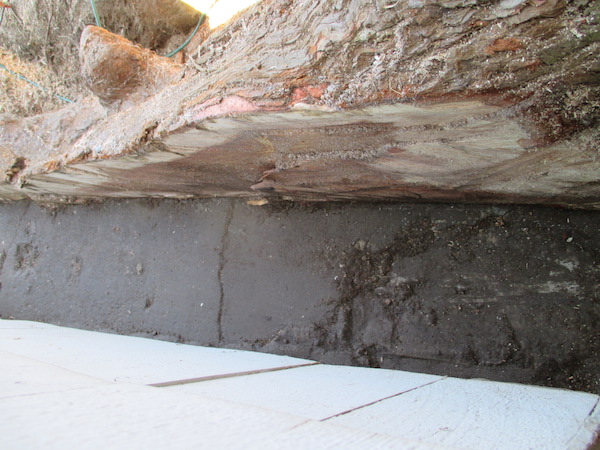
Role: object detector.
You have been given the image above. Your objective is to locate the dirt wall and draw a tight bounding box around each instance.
[0,199,598,394]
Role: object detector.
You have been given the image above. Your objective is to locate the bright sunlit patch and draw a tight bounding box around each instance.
[180,0,262,28]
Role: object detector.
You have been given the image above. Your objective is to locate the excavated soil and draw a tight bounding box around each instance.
[0,199,598,394]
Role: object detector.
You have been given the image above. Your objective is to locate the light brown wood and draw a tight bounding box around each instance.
[1,0,598,207]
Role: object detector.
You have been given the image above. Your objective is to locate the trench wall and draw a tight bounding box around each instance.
[0,199,598,393]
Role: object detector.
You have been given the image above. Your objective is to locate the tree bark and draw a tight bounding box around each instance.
[1,0,598,207]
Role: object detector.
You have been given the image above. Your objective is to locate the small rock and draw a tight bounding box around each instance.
[79,26,184,107]
[247,199,269,206]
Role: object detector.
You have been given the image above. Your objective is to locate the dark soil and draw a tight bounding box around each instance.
[0,199,598,393]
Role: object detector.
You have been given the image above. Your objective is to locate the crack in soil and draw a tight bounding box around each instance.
[217,199,235,344]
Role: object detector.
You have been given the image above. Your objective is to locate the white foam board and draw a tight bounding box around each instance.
[328,376,600,450]
[166,363,442,420]
[0,350,108,399]
[0,383,428,449]
[0,319,312,384]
